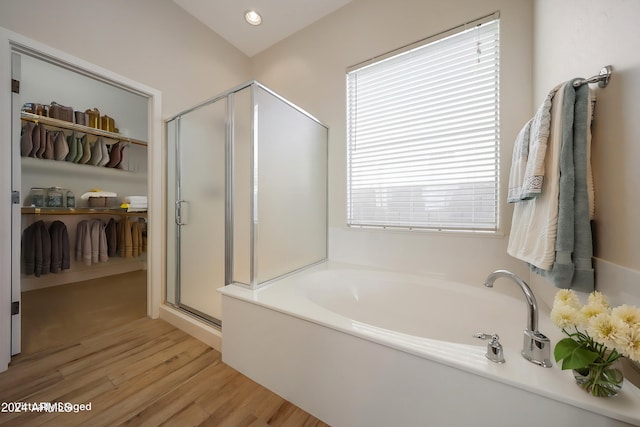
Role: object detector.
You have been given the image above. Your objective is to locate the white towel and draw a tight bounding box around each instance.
[507,84,561,202]
[123,196,147,203]
[508,83,566,270]
[81,191,117,200]
[124,195,147,212]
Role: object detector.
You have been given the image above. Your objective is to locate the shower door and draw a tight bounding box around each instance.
[166,98,227,325]
[165,81,327,325]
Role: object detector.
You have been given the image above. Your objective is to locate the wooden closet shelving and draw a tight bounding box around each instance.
[21,207,147,217]
[21,112,147,146]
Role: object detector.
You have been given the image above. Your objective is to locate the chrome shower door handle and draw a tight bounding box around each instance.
[175,200,188,225]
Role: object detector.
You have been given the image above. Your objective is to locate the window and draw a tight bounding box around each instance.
[346,15,500,231]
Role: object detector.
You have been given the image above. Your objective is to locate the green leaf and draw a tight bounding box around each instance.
[554,338,580,360]
[554,338,600,370]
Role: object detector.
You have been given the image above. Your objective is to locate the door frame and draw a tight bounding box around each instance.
[0,26,164,372]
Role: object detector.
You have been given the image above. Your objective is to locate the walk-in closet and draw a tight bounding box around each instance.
[11,46,150,355]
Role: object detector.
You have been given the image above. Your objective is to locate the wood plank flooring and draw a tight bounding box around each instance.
[0,317,330,426]
[20,270,147,354]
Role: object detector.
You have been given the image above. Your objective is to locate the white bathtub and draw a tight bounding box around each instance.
[220,262,640,427]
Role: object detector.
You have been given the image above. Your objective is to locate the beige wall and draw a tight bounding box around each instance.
[0,0,251,367]
[0,0,251,117]
[3,0,635,289]
[251,0,534,283]
[534,0,640,273]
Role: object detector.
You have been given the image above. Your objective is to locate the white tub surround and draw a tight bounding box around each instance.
[220,262,640,427]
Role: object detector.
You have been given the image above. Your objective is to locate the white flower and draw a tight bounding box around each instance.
[588,291,610,308]
[554,289,582,309]
[550,302,581,329]
[611,304,640,328]
[552,289,640,363]
[620,327,640,362]
[580,300,609,326]
[551,290,583,329]
[587,313,628,350]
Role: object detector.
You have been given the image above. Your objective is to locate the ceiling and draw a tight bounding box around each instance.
[173,0,353,57]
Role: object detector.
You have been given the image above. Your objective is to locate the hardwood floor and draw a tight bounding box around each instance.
[20,270,147,354]
[1,274,329,426]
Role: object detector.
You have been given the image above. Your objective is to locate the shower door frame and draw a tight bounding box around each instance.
[166,80,329,326]
[169,93,234,328]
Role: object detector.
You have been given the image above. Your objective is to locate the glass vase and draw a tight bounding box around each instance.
[573,358,624,397]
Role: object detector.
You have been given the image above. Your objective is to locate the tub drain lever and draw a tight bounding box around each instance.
[473,333,505,364]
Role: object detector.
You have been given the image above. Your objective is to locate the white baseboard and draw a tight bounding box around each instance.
[21,257,147,291]
[158,304,222,352]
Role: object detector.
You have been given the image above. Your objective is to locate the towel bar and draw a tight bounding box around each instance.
[573,65,612,88]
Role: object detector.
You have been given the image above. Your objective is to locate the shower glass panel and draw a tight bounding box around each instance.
[254,86,328,285]
[166,81,328,326]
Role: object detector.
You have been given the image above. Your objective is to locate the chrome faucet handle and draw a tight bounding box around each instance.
[483,270,552,368]
[473,332,505,364]
[522,330,552,368]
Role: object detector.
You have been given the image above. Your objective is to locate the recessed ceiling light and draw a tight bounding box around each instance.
[244,10,262,26]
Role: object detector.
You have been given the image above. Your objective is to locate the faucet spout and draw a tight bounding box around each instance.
[484,270,538,333]
[483,269,552,368]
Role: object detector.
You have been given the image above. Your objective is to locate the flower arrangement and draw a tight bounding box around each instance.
[550,289,640,396]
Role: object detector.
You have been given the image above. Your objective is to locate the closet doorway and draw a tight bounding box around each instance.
[9,41,155,357]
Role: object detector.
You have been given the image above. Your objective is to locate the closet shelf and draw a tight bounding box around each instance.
[22,207,147,217]
[21,112,147,147]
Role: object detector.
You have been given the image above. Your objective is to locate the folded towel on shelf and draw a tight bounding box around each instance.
[507,84,561,202]
[81,191,117,200]
[123,195,147,212]
[123,196,147,203]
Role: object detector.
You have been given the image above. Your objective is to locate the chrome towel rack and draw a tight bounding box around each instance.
[573,65,612,88]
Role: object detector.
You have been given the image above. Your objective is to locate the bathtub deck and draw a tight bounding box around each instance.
[0,317,330,426]
[220,262,640,427]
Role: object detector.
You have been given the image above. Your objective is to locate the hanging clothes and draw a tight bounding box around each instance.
[76,220,91,266]
[25,221,53,277]
[76,219,109,266]
[22,220,70,276]
[49,220,70,273]
[105,218,118,257]
[118,216,133,258]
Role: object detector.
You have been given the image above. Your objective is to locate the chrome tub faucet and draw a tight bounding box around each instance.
[484,270,552,368]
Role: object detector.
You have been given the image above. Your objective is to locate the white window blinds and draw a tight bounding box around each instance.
[347,17,500,231]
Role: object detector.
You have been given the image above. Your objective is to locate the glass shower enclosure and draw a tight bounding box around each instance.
[165,82,328,326]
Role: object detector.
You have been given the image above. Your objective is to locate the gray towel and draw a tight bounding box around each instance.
[532,79,594,291]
